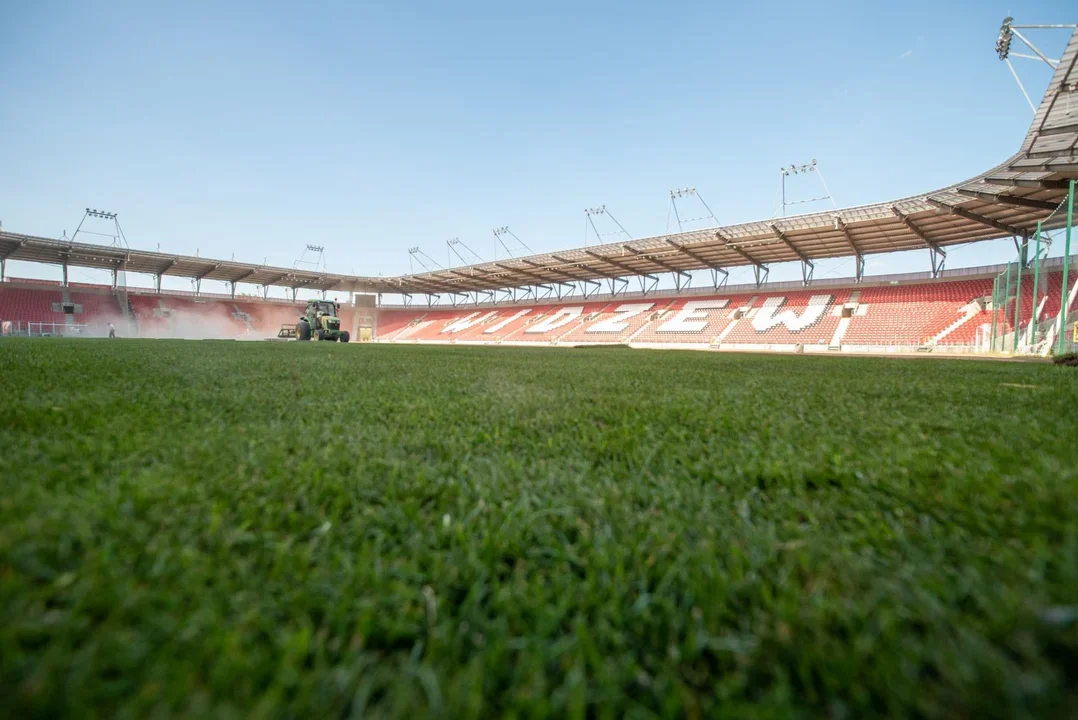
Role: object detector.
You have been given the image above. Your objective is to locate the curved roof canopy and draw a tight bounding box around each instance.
[2,28,1076,296]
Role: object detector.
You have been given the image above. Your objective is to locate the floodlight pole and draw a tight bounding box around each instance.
[447,237,483,267]
[780,160,835,217]
[493,226,533,260]
[996,17,1076,115]
[294,244,327,273]
[583,205,631,247]
[669,187,720,232]
[71,208,129,251]
[408,247,443,273]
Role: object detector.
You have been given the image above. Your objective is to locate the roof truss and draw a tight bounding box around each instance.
[955,189,1061,211]
[891,206,946,256]
[767,223,812,265]
[925,198,1026,238]
[620,244,687,276]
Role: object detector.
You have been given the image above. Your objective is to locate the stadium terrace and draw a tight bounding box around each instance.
[1,22,1077,355]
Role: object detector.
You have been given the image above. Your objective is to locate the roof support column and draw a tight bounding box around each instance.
[1,259,5,283]
[155,273,162,294]
[291,287,298,303]
[195,279,201,297]
[833,216,864,283]
[711,267,728,289]
[609,276,630,297]
[674,271,692,293]
[717,231,768,288]
[579,278,602,300]
[930,249,945,279]
[768,222,813,286]
[635,274,657,296]
[754,264,769,289]
[62,262,68,287]
[263,284,270,300]
[892,206,946,278]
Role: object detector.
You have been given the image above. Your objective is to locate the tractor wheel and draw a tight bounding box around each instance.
[297,320,311,341]
[339,331,350,343]
[316,328,326,341]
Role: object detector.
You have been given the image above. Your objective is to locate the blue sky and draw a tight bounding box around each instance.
[1,0,1073,297]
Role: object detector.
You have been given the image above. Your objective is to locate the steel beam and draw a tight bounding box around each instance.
[194,263,221,282]
[582,250,638,278]
[494,261,552,286]
[608,276,630,297]
[664,238,725,275]
[766,223,810,264]
[441,268,506,291]
[833,216,865,282]
[578,278,603,299]
[1038,121,1078,137]
[983,177,1071,190]
[549,254,619,280]
[926,197,1025,237]
[768,222,814,285]
[0,238,27,262]
[262,272,291,286]
[955,189,1061,211]
[521,258,582,285]
[622,244,691,289]
[716,231,768,284]
[400,277,444,295]
[891,206,945,255]
[753,264,769,288]
[892,205,946,277]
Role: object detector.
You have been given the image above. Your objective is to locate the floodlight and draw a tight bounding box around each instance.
[997,17,1013,60]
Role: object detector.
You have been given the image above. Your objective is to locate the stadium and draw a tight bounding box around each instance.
[2,13,1078,719]
[2,22,1077,354]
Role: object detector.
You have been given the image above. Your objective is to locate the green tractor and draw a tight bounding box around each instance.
[279,299,350,342]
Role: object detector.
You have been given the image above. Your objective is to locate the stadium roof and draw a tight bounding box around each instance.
[2,27,1076,297]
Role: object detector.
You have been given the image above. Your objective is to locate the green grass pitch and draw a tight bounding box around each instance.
[1,339,1076,718]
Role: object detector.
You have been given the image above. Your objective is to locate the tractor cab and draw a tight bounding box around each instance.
[309,300,338,319]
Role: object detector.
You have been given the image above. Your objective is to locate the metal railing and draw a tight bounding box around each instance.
[0,322,95,337]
